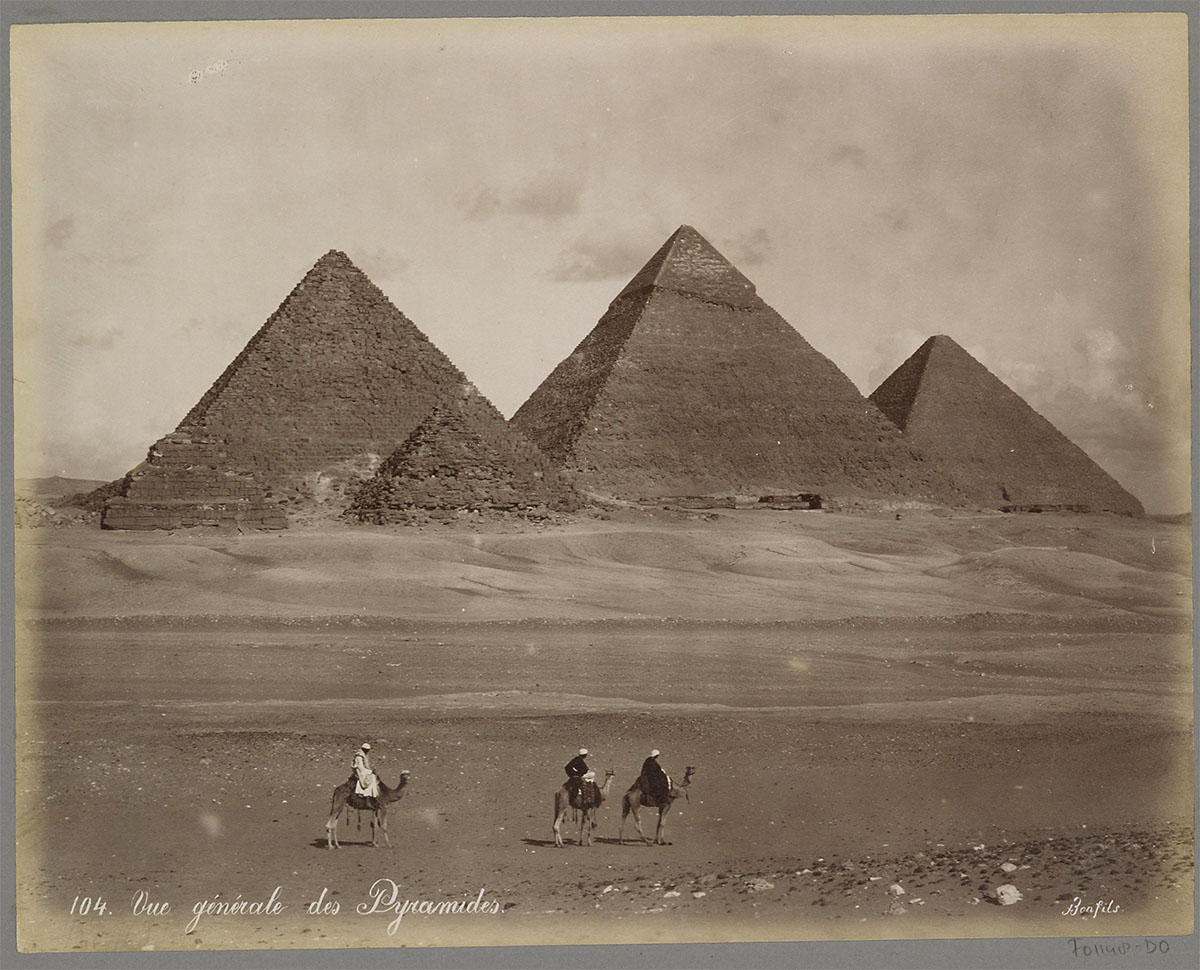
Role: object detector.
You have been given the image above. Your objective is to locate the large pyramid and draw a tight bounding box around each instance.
[511,225,963,504]
[348,387,580,522]
[100,251,489,529]
[869,335,1143,515]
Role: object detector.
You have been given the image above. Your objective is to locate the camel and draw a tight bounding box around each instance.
[325,770,410,849]
[553,769,615,847]
[619,765,695,846]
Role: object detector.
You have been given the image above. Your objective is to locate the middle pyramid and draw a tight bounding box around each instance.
[512,225,959,504]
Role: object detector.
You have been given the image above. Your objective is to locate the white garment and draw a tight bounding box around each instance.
[353,751,379,798]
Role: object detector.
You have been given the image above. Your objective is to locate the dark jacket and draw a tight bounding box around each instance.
[565,755,589,779]
[641,756,669,798]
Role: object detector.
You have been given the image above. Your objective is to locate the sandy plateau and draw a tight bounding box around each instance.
[13,508,1195,951]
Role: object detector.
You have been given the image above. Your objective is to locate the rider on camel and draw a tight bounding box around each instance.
[564,747,589,800]
[640,749,670,801]
[353,742,380,806]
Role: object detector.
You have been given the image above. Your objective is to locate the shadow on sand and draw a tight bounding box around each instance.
[310,837,389,849]
[521,836,651,847]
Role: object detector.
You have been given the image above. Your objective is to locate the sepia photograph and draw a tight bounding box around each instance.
[6,3,1195,964]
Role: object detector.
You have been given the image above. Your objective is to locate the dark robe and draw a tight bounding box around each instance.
[565,755,589,798]
[641,756,669,800]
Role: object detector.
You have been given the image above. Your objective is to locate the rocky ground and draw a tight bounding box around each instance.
[12,509,1195,953]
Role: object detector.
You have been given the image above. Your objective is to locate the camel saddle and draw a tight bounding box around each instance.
[574,779,602,809]
[346,773,379,810]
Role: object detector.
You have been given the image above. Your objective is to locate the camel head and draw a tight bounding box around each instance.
[675,766,696,799]
[383,770,411,801]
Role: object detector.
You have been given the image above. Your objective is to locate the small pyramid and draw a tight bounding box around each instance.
[348,388,580,522]
[512,226,962,503]
[869,335,1143,514]
[99,251,486,529]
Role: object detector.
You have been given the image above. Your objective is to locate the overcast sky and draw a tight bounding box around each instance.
[10,13,1190,512]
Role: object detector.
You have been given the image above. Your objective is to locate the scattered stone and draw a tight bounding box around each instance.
[993,884,1024,906]
[745,878,775,893]
[887,883,906,896]
[1000,862,1019,873]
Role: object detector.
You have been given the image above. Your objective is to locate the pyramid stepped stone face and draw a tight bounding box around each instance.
[348,389,581,523]
[100,251,480,530]
[512,225,965,504]
[869,335,1144,515]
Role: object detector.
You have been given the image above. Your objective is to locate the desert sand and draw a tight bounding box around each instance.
[12,508,1194,952]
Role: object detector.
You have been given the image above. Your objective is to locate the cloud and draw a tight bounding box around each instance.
[45,217,74,249]
[831,144,867,168]
[459,171,583,222]
[459,184,502,221]
[182,317,244,339]
[721,228,773,266]
[69,327,124,349]
[548,233,648,283]
[984,323,1189,510]
[353,246,410,281]
[878,207,911,232]
[866,328,928,391]
[507,172,584,220]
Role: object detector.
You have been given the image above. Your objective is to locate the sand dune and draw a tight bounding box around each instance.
[15,510,1191,625]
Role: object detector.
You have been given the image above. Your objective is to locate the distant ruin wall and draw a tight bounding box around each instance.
[102,497,286,531]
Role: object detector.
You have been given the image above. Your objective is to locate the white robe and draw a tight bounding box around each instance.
[353,751,379,798]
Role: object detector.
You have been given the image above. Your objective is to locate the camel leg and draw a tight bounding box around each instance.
[553,791,569,847]
[655,805,672,845]
[379,809,392,849]
[326,795,346,849]
[625,800,650,846]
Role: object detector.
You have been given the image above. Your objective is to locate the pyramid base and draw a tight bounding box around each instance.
[101,497,287,531]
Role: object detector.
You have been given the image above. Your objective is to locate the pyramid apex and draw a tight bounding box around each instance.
[615,225,757,306]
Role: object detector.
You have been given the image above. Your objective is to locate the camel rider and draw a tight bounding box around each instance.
[564,748,589,800]
[640,749,670,801]
[353,742,380,800]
